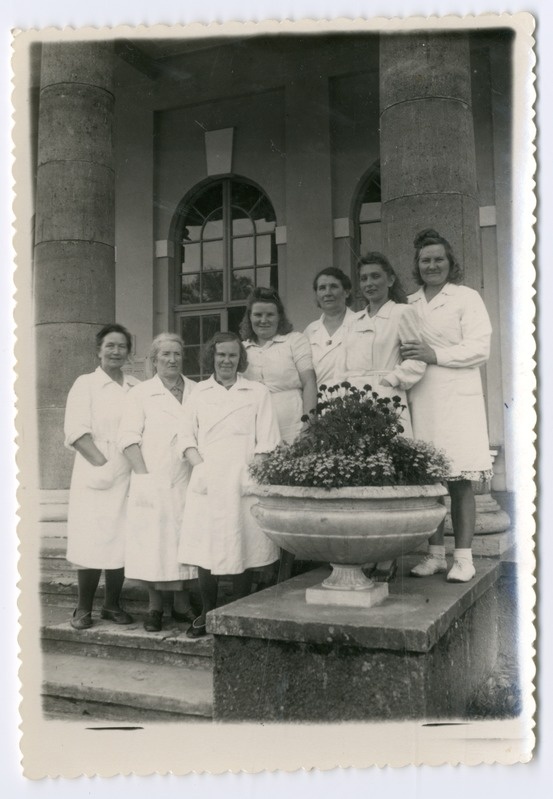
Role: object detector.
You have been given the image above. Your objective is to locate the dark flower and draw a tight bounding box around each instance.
[392,396,401,403]
[363,384,372,392]
[319,384,327,392]
[341,381,351,389]
[300,414,309,423]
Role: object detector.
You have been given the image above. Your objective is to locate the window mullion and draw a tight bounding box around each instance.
[223,180,232,304]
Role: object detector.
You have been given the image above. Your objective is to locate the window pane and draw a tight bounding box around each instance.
[203,239,223,271]
[180,316,200,343]
[231,182,262,215]
[255,267,272,288]
[201,270,224,303]
[182,345,200,378]
[232,236,254,268]
[182,242,201,273]
[204,218,223,239]
[231,268,255,300]
[232,209,254,237]
[228,305,246,336]
[360,221,382,256]
[256,234,272,265]
[202,314,221,343]
[181,274,201,304]
[183,223,203,242]
[192,183,223,219]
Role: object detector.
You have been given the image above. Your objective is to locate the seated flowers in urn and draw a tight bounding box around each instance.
[250,383,450,489]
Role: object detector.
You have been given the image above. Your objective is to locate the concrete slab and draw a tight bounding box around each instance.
[43,650,213,718]
[208,557,501,653]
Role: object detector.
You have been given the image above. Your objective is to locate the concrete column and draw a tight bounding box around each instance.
[379,34,481,291]
[34,42,115,489]
[283,77,333,328]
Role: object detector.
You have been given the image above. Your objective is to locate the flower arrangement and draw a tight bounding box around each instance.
[250,383,450,489]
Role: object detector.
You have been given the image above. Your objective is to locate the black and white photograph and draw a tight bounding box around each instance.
[10,10,538,780]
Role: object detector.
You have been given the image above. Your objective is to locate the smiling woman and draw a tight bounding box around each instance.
[63,323,139,630]
[240,287,317,444]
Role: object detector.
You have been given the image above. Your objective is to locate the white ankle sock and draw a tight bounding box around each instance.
[453,548,473,563]
[428,545,446,558]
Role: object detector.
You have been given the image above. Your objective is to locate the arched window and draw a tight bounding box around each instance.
[172,178,278,379]
[355,161,382,258]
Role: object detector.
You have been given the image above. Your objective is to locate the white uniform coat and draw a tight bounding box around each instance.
[177,375,281,575]
[243,331,313,443]
[303,307,357,388]
[335,301,426,436]
[117,374,198,583]
[408,283,492,478]
[64,367,140,569]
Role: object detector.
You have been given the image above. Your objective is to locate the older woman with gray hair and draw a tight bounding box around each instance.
[118,333,198,632]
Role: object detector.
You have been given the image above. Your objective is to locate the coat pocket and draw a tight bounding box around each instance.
[83,459,117,490]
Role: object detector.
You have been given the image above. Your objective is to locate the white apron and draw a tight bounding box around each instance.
[177,376,280,574]
[65,368,139,570]
[118,375,198,583]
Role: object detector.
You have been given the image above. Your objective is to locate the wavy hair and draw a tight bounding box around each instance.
[146,332,185,377]
[312,267,353,307]
[412,228,463,285]
[358,252,408,304]
[202,331,248,375]
[238,286,294,341]
[95,323,133,353]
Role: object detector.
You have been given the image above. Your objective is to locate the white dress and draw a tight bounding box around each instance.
[64,367,140,569]
[408,283,493,479]
[177,375,281,575]
[243,331,313,443]
[303,307,357,388]
[335,301,427,437]
[117,374,198,585]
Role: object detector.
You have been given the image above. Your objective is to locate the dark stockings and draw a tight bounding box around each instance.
[197,566,254,622]
[76,567,125,612]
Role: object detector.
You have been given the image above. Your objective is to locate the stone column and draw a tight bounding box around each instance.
[379,33,481,291]
[34,42,115,490]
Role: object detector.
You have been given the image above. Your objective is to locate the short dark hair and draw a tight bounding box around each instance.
[238,286,294,341]
[202,332,248,374]
[412,228,463,285]
[96,323,133,352]
[358,252,408,304]
[312,267,353,306]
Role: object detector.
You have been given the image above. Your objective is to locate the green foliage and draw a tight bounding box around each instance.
[251,383,450,488]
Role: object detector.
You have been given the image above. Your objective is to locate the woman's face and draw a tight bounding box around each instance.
[214,341,241,383]
[358,263,394,307]
[250,302,280,341]
[154,341,183,380]
[98,332,129,371]
[315,275,349,314]
[418,244,450,289]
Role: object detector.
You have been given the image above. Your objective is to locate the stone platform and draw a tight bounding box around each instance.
[208,557,504,722]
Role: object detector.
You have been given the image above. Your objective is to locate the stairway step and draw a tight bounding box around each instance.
[42,618,214,669]
[42,650,213,721]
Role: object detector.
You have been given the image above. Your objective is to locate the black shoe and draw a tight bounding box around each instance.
[185,617,207,639]
[100,607,134,624]
[70,608,92,630]
[371,560,398,583]
[143,609,163,632]
[171,607,196,624]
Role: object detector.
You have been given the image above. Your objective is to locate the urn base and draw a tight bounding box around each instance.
[306,580,389,607]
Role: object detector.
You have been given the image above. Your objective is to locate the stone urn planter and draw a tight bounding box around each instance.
[251,483,448,607]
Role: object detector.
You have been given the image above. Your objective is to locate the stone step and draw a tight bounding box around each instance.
[42,650,213,722]
[41,616,214,670]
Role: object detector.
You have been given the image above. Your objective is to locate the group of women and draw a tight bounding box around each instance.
[64,227,493,637]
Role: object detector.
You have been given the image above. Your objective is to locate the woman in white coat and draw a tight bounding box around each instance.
[303,267,357,388]
[401,228,493,583]
[64,323,139,630]
[240,287,317,444]
[177,332,281,638]
[336,252,427,438]
[118,333,198,632]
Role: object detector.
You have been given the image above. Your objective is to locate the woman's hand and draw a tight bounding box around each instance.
[400,339,437,364]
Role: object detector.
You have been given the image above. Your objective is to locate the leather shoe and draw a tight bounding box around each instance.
[100,607,134,624]
[185,617,207,639]
[70,608,92,630]
[143,609,163,632]
[171,607,196,624]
